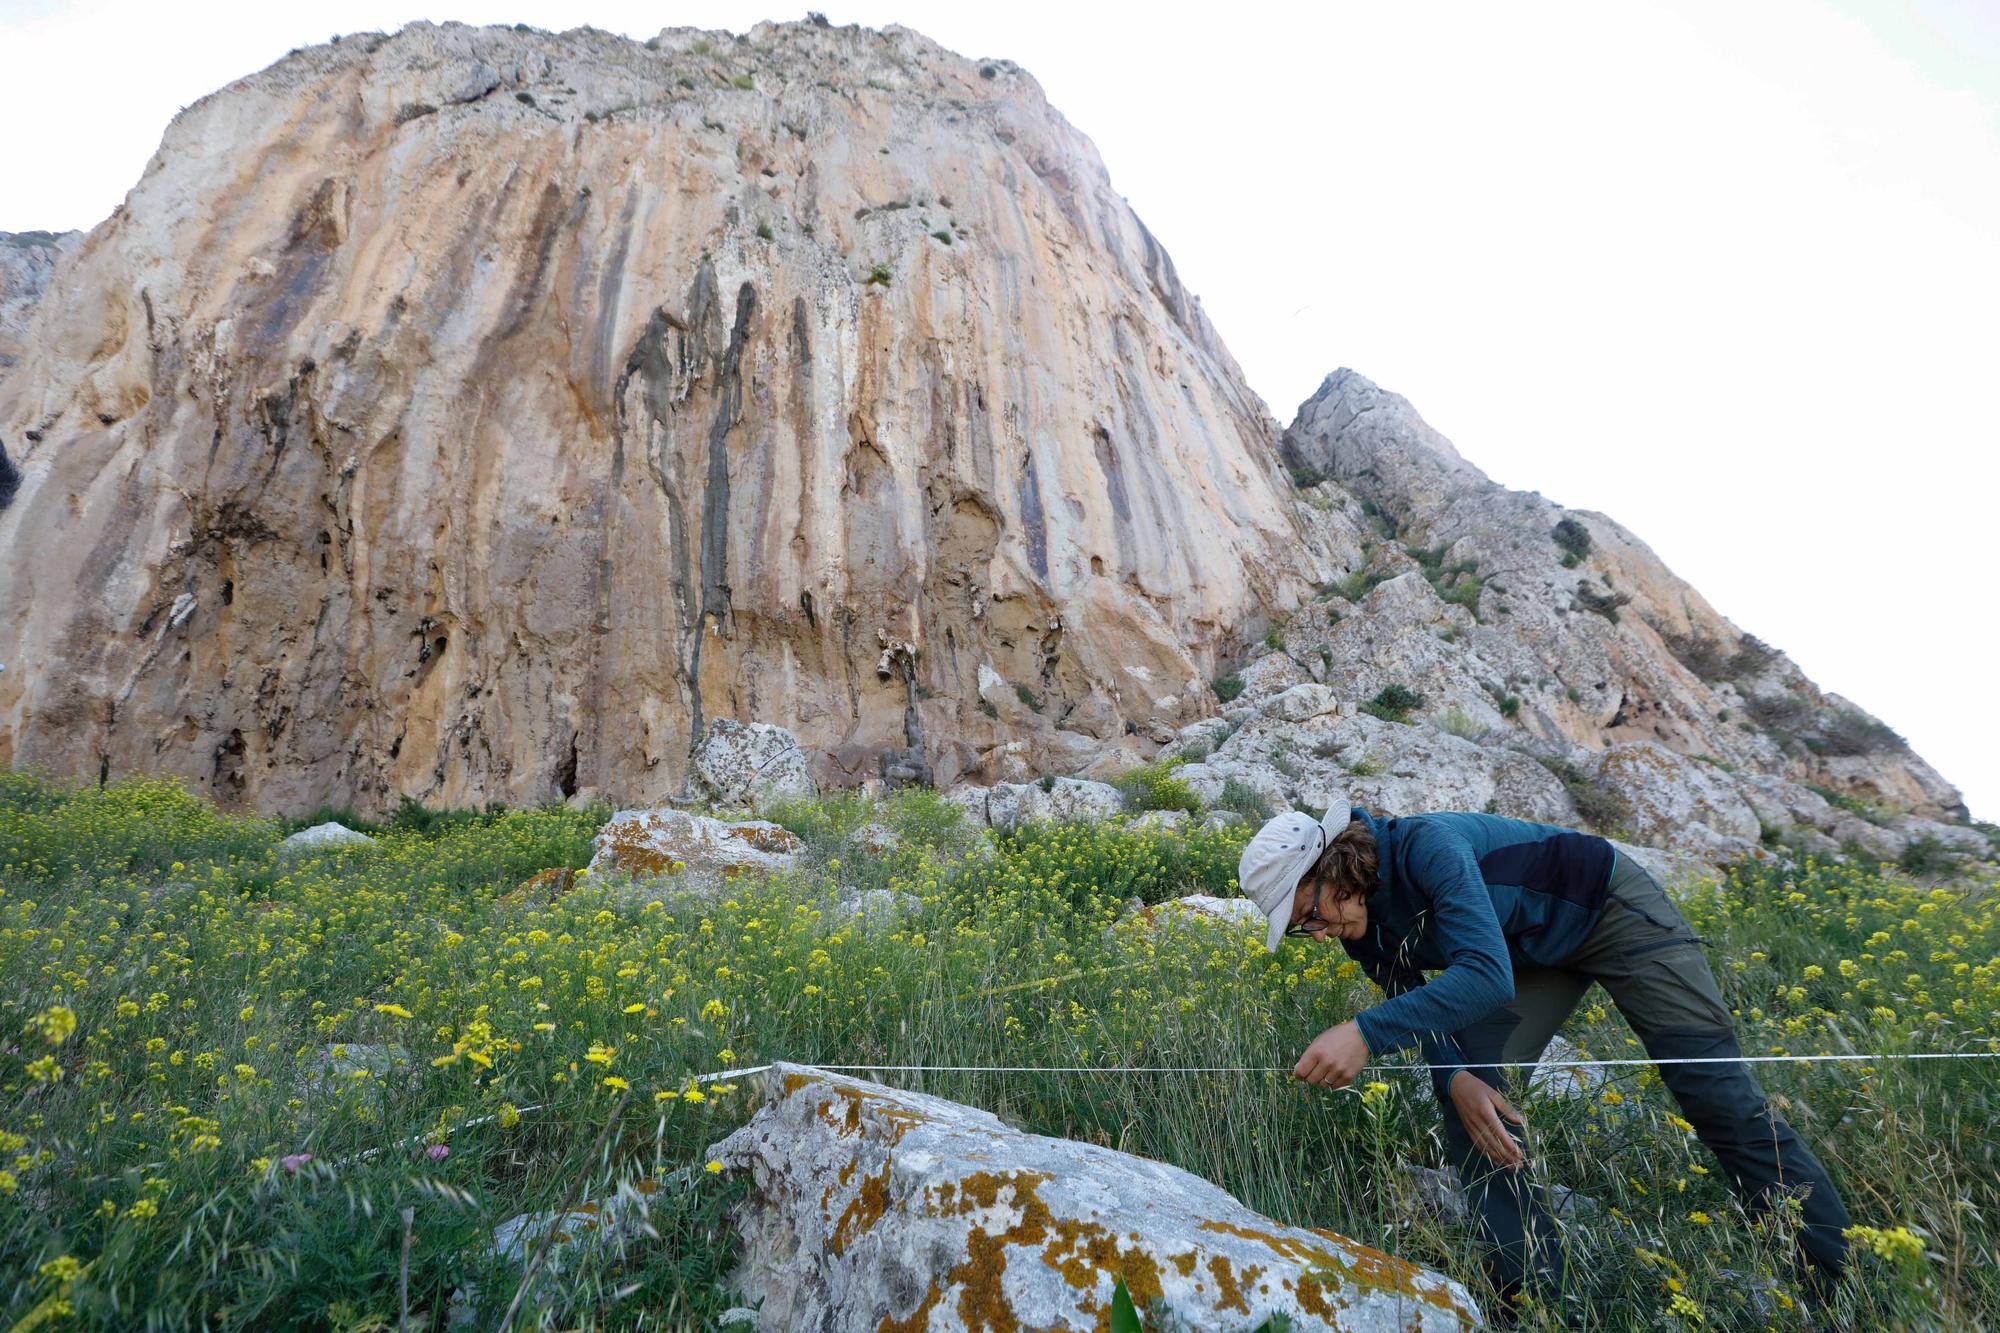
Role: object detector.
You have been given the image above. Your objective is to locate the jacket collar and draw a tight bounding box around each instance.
[1350,805,1395,904]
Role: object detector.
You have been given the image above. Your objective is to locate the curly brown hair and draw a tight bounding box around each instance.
[1304,818,1378,900]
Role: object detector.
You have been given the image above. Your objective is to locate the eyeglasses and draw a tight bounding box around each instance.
[1284,876,1333,939]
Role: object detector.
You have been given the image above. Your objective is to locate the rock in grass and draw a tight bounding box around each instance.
[833,887,922,929]
[709,1063,1480,1330]
[280,821,377,853]
[298,1042,411,1093]
[585,807,801,886]
[692,719,819,813]
[1125,893,1265,934]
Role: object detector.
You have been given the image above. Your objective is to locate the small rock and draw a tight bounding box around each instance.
[1259,681,1341,723]
[1235,650,1310,701]
[1529,1034,1605,1100]
[1125,893,1265,934]
[280,821,376,853]
[300,1042,411,1094]
[845,821,901,857]
[833,888,922,929]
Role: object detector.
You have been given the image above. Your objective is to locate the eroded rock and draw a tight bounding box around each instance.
[710,1063,1479,1330]
[586,807,801,885]
[692,719,818,813]
[280,821,377,853]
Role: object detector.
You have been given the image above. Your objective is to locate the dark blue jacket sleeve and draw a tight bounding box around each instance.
[1350,824,1514,1091]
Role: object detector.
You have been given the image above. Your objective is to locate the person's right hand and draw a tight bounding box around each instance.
[1449,1071,1526,1168]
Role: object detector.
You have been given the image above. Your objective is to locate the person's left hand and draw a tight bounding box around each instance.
[1293,1020,1370,1089]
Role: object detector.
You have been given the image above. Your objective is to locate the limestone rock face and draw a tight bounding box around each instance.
[1590,741,1762,863]
[0,20,1334,814]
[709,1063,1480,1331]
[0,232,80,373]
[1280,369,1966,823]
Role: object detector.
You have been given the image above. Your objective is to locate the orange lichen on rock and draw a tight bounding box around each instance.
[502,865,577,904]
[734,823,802,853]
[1201,1218,1472,1319]
[598,816,682,877]
[832,1163,893,1255]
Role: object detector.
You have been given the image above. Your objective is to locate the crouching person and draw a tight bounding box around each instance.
[1238,800,1849,1306]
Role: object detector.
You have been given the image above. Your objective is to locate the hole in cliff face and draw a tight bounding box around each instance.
[212,729,246,795]
[220,580,234,606]
[1090,555,1104,576]
[0,437,18,510]
[555,733,580,799]
[800,589,817,629]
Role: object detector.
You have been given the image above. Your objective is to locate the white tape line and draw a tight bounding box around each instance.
[690,1048,2000,1085]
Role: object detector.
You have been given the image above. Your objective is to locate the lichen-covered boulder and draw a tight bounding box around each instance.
[585,807,801,885]
[692,719,819,813]
[709,1064,1480,1331]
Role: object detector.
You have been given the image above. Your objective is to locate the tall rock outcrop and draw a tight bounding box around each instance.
[1268,369,1966,827]
[0,20,1340,812]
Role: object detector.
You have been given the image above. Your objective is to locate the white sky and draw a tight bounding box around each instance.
[3,0,1996,820]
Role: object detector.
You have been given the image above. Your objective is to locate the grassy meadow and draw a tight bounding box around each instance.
[1,772,1995,1329]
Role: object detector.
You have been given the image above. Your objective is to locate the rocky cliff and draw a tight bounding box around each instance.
[0,19,1341,812]
[0,19,1982,862]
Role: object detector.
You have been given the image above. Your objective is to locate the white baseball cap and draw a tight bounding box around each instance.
[1238,802,1353,952]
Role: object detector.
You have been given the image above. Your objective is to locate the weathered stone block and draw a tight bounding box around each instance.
[710,1063,1479,1330]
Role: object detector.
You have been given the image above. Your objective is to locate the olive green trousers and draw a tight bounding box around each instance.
[1436,853,1850,1296]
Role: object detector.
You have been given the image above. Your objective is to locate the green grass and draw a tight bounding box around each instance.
[2,776,1993,1328]
[1111,759,1203,816]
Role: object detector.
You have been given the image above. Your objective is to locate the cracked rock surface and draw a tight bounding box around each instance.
[709,1062,1480,1331]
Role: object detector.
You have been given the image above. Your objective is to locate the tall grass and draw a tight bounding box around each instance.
[0,775,1991,1328]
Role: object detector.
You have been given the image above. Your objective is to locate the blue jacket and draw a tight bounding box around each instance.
[1338,807,1618,1096]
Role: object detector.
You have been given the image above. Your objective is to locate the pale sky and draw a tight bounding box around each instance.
[3,0,1996,819]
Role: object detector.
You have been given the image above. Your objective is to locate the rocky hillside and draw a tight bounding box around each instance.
[0,18,1986,872]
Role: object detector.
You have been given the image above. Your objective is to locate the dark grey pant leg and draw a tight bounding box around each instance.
[1435,966,1590,1295]
[1576,857,1851,1284]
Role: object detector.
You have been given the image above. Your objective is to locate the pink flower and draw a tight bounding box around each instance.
[424,1144,450,1161]
[281,1153,313,1173]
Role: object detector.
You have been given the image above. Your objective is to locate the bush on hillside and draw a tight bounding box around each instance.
[1551,515,1593,565]
[1112,759,1202,816]
[1572,583,1631,623]
[1360,683,1425,724]
[1214,777,1273,822]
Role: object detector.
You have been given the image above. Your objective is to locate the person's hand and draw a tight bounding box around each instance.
[1449,1071,1526,1168]
[1293,1021,1370,1089]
